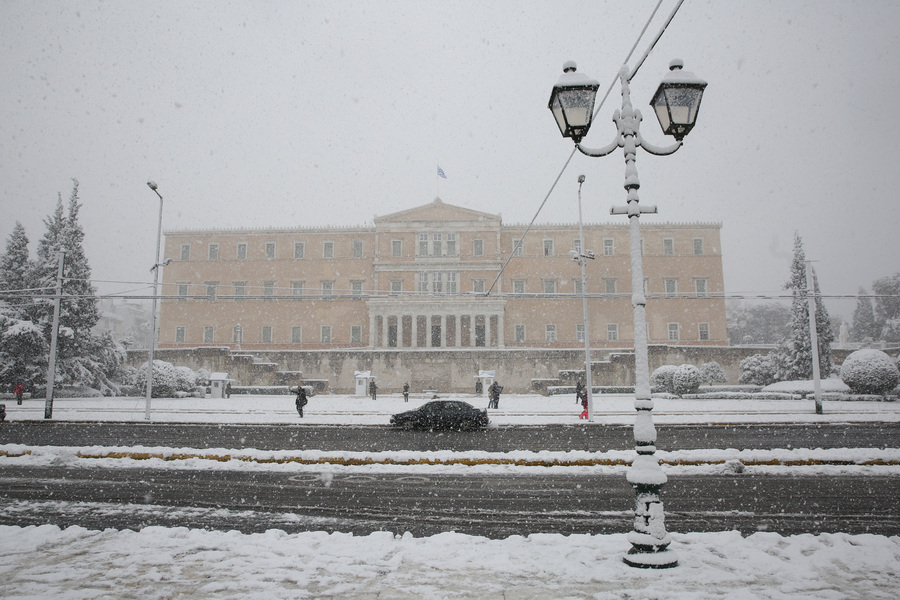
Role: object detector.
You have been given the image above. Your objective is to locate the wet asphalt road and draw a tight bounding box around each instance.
[0,466,896,538]
[2,421,899,451]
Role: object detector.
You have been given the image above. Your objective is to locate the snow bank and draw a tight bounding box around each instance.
[0,525,897,599]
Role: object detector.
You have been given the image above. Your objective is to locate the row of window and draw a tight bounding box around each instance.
[179,235,707,262]
[173,321,712,345]
[175,277,711,299]
[175,324,363,346]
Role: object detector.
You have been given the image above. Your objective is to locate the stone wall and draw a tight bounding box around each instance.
[128,345,863,395]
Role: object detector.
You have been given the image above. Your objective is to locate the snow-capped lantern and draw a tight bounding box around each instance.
[548,61,600,143]
[650,59,707,141]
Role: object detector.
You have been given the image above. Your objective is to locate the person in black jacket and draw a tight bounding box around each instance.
[295,385,308,418]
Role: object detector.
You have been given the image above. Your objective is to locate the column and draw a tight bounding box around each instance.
[414,314,421,348]
[497,312,505,348]
[369,313,377,349]
[455,314,462,347]
[399,314,406,348]
[440,314,447,347]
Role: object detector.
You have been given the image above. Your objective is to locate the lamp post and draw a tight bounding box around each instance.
[570,175,595,421]
[145,181,164,420]
[549,59,706,569]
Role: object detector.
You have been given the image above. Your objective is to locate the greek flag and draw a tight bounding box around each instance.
[437,166,447,179]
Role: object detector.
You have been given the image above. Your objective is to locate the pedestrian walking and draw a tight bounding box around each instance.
[488,381,502,409]
[14,380,25,405]
[579,387,589,419]
[295,385,308,418]
[575,380,584,405]
[403,382,409,402]
[369,380,378,400]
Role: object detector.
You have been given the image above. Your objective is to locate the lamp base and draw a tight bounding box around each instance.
[622,548,679,569]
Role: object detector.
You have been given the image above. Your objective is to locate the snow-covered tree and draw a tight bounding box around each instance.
[0,301,48,386]
[135,359,178,398]
[777,232,834,381]
[851,288,879,342]
[651,365,678,393]
[0,221,32,309]
[840,349,900,395]
[872,273,900,344]
[726,301,791,345]
[672,364,702,395]
[739,352,779,386]
[700,361,727,384]
[22,180,122,389]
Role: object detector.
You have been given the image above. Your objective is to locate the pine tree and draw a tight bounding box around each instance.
[777,232,834,381]
[0,221,32,308]
[851,288,878,342]
[26,180,121,390]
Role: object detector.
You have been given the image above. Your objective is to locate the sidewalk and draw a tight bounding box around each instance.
[4,392,899,425]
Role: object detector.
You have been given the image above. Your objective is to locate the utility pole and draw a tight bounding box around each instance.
[44,251,65,419]
[806,261,823,414]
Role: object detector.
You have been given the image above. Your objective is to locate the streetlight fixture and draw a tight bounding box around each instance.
[549,59,706,569]
[145,180,165,420]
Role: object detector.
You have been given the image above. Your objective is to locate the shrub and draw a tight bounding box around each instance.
[739,353,779,386]
[134,359,178,398]
[651,365,678,393]
[700,361,727,384]
[840,349,900,395]
[672,364,702,395]
[173,366,197,392]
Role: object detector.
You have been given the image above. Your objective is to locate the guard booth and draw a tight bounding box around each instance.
[474,370,495,398]
[210,372,234,399]
[354,371,376,397]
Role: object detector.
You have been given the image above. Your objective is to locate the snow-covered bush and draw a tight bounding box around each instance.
[840,349,900,395]
[651,365,678,394]
[700,361,727,384]
[195,368,211,387]
[134,359,178,398]
[115,365,139,386]
[174,365,197,393]
[739,353,779,386]
[672,364,702,396]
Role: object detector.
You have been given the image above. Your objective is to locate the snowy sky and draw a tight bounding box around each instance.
[2,0,899,320]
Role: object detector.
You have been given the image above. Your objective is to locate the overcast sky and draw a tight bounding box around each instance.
[2,0,899,319]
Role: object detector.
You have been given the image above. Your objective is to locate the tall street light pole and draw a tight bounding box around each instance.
[549,59,707,569]
[145,181,164,420]
[571,175,595,420]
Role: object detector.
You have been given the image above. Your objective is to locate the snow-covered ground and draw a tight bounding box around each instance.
[2,392,899,599]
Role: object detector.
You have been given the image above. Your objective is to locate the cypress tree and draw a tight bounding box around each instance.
[851,288,878,342]
[777,232,834,381]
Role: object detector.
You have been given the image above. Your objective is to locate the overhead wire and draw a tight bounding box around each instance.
[486,0,677,296]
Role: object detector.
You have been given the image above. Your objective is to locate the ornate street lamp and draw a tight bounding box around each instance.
[549,60,706,569]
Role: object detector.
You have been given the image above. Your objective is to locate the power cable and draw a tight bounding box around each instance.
[487,0,680,296]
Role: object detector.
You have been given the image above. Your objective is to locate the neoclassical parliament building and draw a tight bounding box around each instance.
[157,198,727,359]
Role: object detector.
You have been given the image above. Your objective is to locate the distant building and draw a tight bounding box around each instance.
[156,198,726,351]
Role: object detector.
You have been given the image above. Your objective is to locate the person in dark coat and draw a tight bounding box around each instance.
[488,381,501,409]
[295,385,308,418]
[403,382,409,402]
[369,380,377,400]
[575,380,585,405]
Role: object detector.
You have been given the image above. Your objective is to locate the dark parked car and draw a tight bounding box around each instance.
[390,400,489,431]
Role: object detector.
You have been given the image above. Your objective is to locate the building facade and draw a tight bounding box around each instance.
[156,198,727,352]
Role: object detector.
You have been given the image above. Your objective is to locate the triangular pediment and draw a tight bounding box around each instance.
[375,198,501,228]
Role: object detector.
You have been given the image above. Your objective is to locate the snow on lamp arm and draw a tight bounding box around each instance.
[549,60,706,570]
